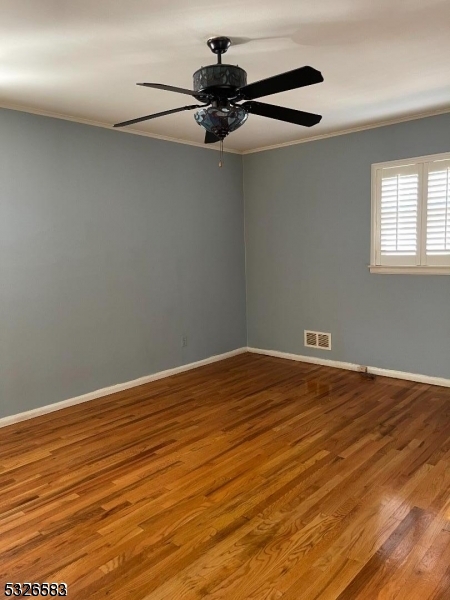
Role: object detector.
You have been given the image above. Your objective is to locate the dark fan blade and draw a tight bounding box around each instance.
[238,66,323,100]
[242,101,322,127]
[204,131,221,144]
[137,83,211,100]
[114,104,205,128]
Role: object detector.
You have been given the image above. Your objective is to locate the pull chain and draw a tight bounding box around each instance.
[219,139,224,168]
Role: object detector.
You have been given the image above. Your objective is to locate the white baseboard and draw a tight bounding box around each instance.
[0,347,247,429]
[248,347,450,389]
[3,345,448,430]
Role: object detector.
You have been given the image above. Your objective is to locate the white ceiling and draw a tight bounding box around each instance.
[1,0,450,153]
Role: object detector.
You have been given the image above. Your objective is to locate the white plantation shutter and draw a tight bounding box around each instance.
[372,153,450,272]
[426,160,450,265]
[377,165,420,265]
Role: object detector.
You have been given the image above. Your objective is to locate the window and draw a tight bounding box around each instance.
[371,152,450,274]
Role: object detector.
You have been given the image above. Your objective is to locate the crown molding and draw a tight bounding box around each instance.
[242,106,450,155]
[2,101,450,156]
[0,102,241,155]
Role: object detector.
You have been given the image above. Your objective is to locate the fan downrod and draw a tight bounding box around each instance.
[207,37,231,64]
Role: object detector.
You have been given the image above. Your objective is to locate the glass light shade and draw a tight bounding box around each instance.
[194,105,248,138]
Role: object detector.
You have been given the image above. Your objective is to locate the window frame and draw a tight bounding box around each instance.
[371,152,450,275]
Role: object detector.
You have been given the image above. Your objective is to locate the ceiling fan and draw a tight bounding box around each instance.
[114,36,324,145]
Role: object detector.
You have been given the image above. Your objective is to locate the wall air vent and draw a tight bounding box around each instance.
[304,330,332,350]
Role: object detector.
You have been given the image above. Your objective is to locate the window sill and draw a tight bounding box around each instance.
[369,265,450,275]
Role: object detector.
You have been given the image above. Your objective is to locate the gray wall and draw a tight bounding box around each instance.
[0,109,246,418]
[3,107,450,421]
[244,113,450,379]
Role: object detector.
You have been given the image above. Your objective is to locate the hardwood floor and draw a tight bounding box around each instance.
[1,353,450,599]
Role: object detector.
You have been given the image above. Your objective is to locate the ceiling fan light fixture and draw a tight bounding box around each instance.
[114,36,324,144]
[194,105,248,139]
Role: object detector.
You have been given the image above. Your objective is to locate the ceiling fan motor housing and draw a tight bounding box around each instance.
[193,65,247,99]
[114,33,324,141]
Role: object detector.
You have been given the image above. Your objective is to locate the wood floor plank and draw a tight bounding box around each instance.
[1,353,449,599]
